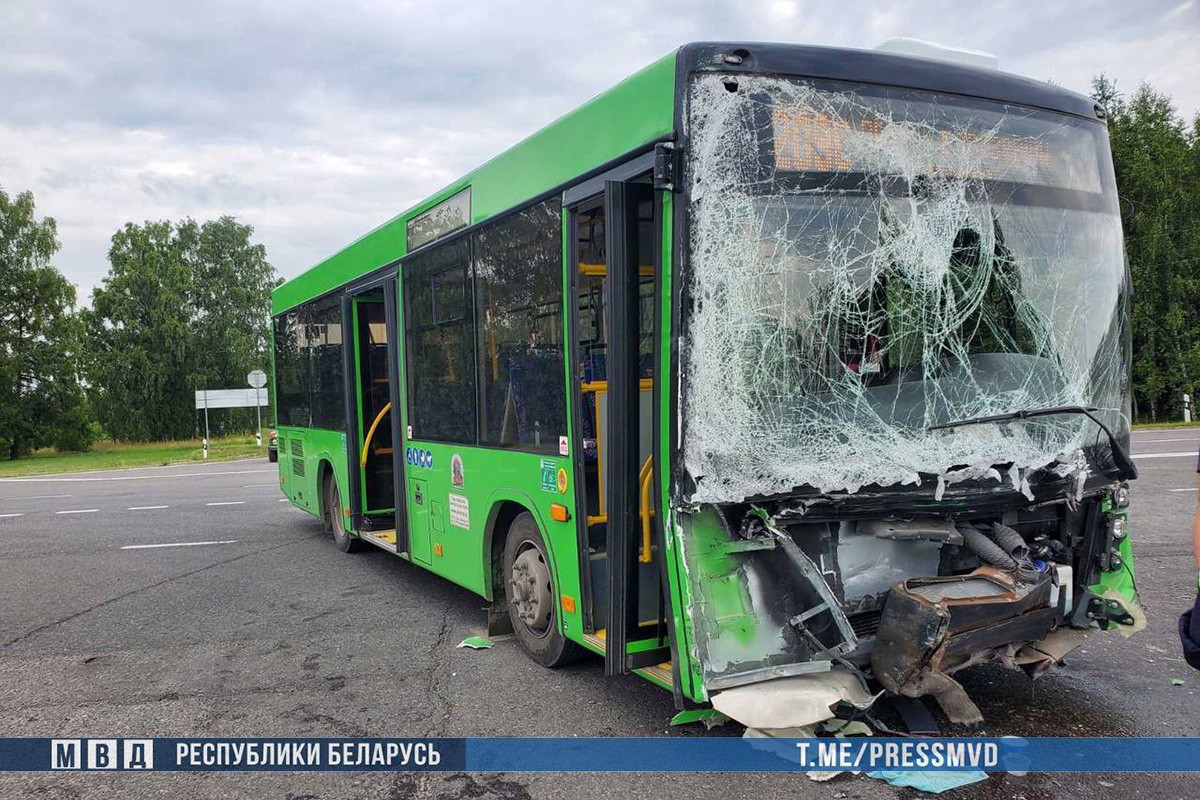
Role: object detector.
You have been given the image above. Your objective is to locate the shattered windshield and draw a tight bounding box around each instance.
[681,74,1129,502]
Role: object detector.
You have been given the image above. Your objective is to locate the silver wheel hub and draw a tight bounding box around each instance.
[510,546,552,636]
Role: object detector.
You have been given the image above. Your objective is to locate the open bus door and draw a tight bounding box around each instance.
[568,172,673,682]
[342,276,408,556]
[602,179,670,675]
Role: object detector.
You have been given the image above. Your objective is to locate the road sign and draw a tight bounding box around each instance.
[196,387,271,453]
[246,371,269,449]
[194,389,268,409]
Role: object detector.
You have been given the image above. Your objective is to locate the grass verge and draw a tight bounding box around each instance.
[0,436,268,478]
[1131,421,1200,431]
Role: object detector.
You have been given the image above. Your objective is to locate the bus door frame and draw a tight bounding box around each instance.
[341,271,409,556]
[564,153,674,678]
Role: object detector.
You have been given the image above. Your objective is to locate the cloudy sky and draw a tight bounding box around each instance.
[3,0,1197,303]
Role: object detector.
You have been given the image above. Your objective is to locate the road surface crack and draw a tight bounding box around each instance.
[2,533,322,648]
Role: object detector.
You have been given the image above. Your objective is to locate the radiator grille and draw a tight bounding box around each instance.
[291,438,306,477]
[848,610,882,639]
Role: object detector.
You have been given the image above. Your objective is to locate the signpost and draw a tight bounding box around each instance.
[195,383,270,457]
[248,370,267,447]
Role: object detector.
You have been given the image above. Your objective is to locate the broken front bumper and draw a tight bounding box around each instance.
[871,567,1071,723]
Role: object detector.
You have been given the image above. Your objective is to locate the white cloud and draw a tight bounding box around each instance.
[0,0,1195,304]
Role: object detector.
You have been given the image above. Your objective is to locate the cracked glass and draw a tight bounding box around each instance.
[680,74,1129,504]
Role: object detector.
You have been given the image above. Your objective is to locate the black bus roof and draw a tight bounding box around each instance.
[677,42,1103,122]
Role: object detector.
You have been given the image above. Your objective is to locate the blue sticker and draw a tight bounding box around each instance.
[406,447,434,469]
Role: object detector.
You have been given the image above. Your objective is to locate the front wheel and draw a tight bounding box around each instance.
[325,473,359,553]
[503,512,583,667]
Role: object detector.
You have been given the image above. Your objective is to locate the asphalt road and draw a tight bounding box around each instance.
[1,430,1197,799]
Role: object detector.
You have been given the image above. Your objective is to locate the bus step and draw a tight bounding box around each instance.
[359,528,397,553]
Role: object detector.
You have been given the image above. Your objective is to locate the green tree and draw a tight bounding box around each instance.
[191,217,277,404]
[1093,75,1200,421]
[83,217,277,441]
[0,188,92,458]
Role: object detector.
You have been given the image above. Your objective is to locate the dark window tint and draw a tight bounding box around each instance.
[474,199,565,451]
[404,238,477,442]
[273,297,346,431]
[274,310,310,427]
[308,296,346,430]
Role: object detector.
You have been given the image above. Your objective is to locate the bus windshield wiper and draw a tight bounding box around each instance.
[928,405,1137,481]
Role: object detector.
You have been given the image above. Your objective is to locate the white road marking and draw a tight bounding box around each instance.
[278,498,289,502]
[1168,488,1198,493]
[0,457,261,480]
[1130,451,1198,460]
[56,508,99,515]
[206,501,246,506]
[241,483,278,488]
[0,469,271,484]
[0,513,25,518]
[1135,437,1200,444]
[0,494,72,501]
[121,540,238,550]
[128,505,169,510]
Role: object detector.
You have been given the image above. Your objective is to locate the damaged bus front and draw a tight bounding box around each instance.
[670,45,1142,729]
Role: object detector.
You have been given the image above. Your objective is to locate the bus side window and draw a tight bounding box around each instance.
[403,238,478,444]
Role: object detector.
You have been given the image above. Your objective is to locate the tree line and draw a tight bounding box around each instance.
[1092,77,1200,422]
[0,191,278,458]
[1,75,1198,458]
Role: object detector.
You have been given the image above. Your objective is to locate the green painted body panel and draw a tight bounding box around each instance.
[401,442,578,605]
[1090,494,1138,607]
[656,190,703,703]
[271,50,678,316]
[276,426,350,521]
[556,207,585,646]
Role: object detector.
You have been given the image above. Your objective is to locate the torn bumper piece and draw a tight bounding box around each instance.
[870,568,1054,724]
[710,669,880,732]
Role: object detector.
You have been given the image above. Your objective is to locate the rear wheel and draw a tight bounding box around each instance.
[325,472,359,553]
[503,512,583,667]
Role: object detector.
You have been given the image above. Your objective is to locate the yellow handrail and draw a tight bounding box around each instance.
[578,262,655,278]
[585,457,655,564]
[581,378,654,394]
[360,402,392,468]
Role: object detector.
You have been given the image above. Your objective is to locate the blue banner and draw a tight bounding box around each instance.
[1,737,1198,772]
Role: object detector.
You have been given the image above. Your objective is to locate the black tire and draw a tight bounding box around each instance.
[325,472,359,553]
[503,512,583,667]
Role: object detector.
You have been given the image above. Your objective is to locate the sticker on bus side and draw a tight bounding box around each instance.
[406,447,433,469]
[448,493,470,529]
[451,453,464,488]
[540,459,556,493]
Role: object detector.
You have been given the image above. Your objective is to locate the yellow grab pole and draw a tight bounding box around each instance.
[360,402,392,468]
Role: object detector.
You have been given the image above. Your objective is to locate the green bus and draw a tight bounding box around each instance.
[271,41,1142,730]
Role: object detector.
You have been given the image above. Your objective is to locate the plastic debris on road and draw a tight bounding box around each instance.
[866,770,988,793]
[456,636,493,649]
